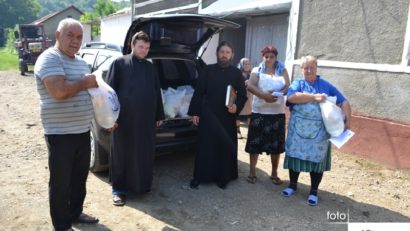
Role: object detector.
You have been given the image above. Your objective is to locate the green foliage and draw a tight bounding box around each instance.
[0,0,41,28]
[36,0,127,19]
[80,0,119,37]
[95,0,117,17]
[0,48,18,71]
[4,28,17,54]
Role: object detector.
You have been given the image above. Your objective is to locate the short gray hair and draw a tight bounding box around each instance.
[56,18,83,34]
[300,55,317,67]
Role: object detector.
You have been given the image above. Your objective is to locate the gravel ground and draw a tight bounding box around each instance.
[0,70,409,231]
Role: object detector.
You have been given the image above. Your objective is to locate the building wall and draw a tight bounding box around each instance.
[135,0,198,14]
[101,13,132,45]
[297,0,408,64]
[43,9,82,43]
[296,0,410,124]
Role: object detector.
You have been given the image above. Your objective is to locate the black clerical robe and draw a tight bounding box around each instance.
[188,64,247,185]
[106,54,164,193]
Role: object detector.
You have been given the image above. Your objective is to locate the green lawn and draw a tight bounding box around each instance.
[0,48,18,71]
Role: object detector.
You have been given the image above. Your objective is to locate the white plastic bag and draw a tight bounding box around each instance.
[87,70,120,128]
[319,96,344,137]
[162,86,193,118]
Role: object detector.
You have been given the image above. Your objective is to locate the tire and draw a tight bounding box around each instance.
[90,131,109,172]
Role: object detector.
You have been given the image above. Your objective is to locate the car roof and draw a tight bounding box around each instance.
[82,42,122,52]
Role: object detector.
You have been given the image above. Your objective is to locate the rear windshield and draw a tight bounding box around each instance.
[152,59,198,89]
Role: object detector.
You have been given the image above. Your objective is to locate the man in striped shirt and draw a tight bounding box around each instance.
[34,18,99,231]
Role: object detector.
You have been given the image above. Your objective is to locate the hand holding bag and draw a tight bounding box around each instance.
[87,70,120,129]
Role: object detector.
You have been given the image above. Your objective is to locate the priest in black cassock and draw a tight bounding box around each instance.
[188,41,247,189]
[105,31,164,206]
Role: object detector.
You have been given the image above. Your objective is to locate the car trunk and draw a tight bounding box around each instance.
[152,58,200,151]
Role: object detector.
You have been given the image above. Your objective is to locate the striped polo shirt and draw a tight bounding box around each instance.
[34,47,93,135]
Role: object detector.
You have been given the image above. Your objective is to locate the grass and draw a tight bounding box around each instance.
[0,48,18,71]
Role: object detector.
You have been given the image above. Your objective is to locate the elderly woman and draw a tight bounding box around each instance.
[236,58,252,138]
[245,46,290,184]
[282,55,351,206]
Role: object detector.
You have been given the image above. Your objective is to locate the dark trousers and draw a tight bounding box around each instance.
[45,132,91,230]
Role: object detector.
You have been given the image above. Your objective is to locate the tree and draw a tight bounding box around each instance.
[80,0,118,38]
[95,0,117,17]
[0,0,41,28]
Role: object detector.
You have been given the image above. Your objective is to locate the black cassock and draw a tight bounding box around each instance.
[106,54,164,193]
[188,64,247,185]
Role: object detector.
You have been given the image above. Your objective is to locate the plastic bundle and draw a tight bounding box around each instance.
[87,70,120,128]
[319,96,344,137]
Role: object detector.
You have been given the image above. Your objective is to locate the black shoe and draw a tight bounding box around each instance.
[216,182,227,189]
[73,213,99,224]
[189,179,199,189]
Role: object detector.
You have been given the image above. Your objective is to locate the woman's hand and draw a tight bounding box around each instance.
[263,92,277,103]
[227,104,237,114]
[192,116,200,126]
[313,93,327,103]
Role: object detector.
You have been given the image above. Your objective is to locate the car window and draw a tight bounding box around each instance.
[81,53,96,66]
[95,54,111,71]
[97,56,117,72]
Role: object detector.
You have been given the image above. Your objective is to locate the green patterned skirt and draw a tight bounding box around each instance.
[284,144,332,173]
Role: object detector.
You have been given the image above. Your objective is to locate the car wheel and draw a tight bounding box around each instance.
[90,131,108,172]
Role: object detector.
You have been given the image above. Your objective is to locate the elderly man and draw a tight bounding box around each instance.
[34,18,99,231]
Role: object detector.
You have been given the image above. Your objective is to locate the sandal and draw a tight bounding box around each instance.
[281,187,296,197]
[270,176,283,185]
[112,194,125,206]
[307,194,319,206]
[246,176,257,184]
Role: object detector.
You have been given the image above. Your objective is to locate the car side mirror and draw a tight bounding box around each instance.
[14,31,19,39]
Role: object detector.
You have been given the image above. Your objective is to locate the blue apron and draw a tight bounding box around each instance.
[285,84,330,163]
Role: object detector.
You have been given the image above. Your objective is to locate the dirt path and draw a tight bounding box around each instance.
[0,70,409,231]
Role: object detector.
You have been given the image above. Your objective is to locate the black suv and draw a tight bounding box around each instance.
[79,14,239,172]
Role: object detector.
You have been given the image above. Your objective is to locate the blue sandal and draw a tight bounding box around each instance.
[307,194,318,206]
[281,187,296,197]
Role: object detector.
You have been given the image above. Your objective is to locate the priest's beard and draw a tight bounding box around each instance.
[217,57,232,68]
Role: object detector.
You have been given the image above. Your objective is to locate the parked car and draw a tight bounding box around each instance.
[79,14,240,172]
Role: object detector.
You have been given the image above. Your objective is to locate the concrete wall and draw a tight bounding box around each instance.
[297,0,408,64]
[43,9,82,43]
[296,0,410,124]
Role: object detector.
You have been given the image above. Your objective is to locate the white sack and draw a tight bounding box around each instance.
[319,96,344,137]
[87,70,120,128]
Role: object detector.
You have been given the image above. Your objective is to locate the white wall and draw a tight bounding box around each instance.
[101,13,132,45]
[82,23,92,44]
